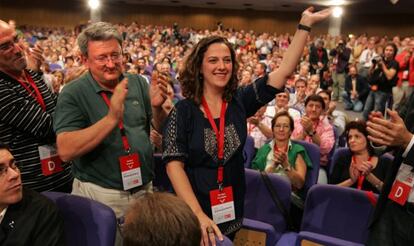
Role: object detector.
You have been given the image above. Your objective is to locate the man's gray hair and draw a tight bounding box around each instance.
[77,22,123,56]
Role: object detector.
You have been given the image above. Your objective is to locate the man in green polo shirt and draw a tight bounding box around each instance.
[53,22,168,224]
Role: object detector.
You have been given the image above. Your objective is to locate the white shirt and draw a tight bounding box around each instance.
[359,49,377,68]
[0,207,8,224]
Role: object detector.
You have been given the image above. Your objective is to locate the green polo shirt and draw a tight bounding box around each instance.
[54,72,153,190]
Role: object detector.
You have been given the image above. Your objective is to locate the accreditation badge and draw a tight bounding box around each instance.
[119,153,142,190]
[210,186,236,224]
[38,144,63,176]
[388,163,414,206]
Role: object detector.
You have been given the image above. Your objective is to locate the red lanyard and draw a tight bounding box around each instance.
[9,71,46,111]
[100,92,131,153]
[273,144,288,154]
[201,96,227,189]
[352,155,372,190]
[317,49,323,61]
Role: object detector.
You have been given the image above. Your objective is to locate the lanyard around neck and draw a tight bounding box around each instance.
[100,92,131,154]
[273,143,288,153]
[201,96,227,187]
[352,155,372,190]
[8,71,46,111]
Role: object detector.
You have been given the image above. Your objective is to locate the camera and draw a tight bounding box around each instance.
[371,56,383,65]
[337,43,345,53]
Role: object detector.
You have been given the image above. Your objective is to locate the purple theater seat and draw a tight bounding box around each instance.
[244,168,294,245]
[326,126,340,169]
[329,147,351,177]
[297,231,364,246]
[243,136,255,168]
[298,185,377,246]
[291,140,320,194]
[42,191,117,246]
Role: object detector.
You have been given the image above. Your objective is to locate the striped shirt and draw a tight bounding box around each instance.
[0,70,72,192]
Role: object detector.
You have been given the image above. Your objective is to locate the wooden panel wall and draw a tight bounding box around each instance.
[0,0,413,36]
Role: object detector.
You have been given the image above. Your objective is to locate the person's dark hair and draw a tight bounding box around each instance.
[179,35,239,104]
[295,77,307,86]
[345,120,374,156]
[305,94,326,110]
[123,192,201,246]
[348,63,358,72]
[77,22,123,56]
[385,42,398,59]
[258,62,267,72]
[0,142,10,151]
[271,111,295,132]
[64,56,74,63]
[317,90,331,101]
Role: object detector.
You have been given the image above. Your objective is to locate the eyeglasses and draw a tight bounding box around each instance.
[94,53,122,65]
[274,124,290,129]
[0,161,20,178]
[0,36,20,53]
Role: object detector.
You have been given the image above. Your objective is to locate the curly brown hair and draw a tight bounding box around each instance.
[178,36,239,105]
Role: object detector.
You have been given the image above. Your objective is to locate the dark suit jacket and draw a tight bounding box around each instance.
[0,188,66,246]
[309,45,329,73]
[371,92,414,225]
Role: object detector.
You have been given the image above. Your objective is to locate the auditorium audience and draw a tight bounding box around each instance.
[3,6,414,245]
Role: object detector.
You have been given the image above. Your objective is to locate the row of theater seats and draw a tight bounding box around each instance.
[43,170,376,246]
[243,169,377,246]
[45,139,381,246]
[41,191,233,246]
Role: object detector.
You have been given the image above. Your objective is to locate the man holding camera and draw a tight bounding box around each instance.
[329,39,351,101]
[362,43,399,121]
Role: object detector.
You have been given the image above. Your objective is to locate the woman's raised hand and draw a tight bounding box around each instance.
[300,7,332,27]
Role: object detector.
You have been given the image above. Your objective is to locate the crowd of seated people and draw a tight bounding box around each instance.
[3,16,414,245]
[15,21,413,113]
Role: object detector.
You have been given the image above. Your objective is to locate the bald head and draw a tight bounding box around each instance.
[0,20,13,37]
[0,19,27,74]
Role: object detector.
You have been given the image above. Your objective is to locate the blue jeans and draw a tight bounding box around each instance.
[341,91,364,112]
[362,90,391,120]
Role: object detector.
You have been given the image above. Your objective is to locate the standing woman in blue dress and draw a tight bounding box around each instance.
[162,7,331,245]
